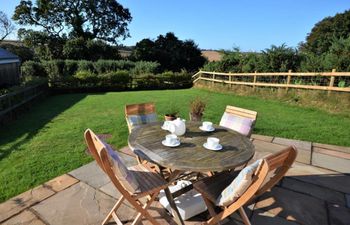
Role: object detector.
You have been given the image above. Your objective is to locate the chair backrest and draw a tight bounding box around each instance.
[216,146,297,223]
[220,105,258,137]
[84,129,140,195]
[255,145,297,196]
[225,105,257,121]
[125,102,157,133]
[125,102,156,116]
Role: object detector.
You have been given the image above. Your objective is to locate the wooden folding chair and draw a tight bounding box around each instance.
[124,102,158,163]
[125,102,157,133]
[193,146,297,225]
[84,129,169,225]
[220,105,258,137]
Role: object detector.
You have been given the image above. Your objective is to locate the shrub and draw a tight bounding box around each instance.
[74,70,97,82]
[136,75,161,89]
[63,60,79,77]
[161,70,192,88]
[131,61,160,76]
[21,61,47,77]
[99,70,131,88]
[42,60,66,82]
[78,60,95,72]
[94,60,135,74]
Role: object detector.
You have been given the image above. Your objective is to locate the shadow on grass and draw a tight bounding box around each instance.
[0,93,89,161]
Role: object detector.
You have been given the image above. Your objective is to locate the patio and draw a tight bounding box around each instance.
[1,134,349,225]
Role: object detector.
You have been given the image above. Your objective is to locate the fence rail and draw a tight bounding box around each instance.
[0,83,47,121]
[192,70,350,93]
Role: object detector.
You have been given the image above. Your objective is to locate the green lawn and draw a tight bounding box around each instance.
[1,88,349,202]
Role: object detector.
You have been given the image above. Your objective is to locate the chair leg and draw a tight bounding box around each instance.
[203,197,217,218]
[131,193,158,225]
[102,196,125,225]
[203,197,226,225]
[238,207,252,225]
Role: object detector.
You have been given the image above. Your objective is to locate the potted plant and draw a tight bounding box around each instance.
[164,106,179,121]
[189,97,206,121]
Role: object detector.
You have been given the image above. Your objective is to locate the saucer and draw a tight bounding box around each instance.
[199,126,215,132]
[162,140,181,147]
[203,142,222,151]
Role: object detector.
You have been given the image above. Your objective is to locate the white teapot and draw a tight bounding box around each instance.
[167,118,186,136]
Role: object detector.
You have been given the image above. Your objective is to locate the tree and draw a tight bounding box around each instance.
[18,29,66,60]
[132,32,206,72]
[323,37,350,72]
[260,44,301,72]
[301,10,350,54]
[13,0,132,44]
[0,11,15,42]
[63,38,120,60]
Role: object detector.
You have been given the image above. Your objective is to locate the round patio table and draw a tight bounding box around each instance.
[128,121,255,172]
[128,121,255,225]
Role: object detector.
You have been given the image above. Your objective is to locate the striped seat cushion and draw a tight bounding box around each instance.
[127,113,158,130]
[105,143,140,193]
[219,112,254,136]
[216,159,262,207]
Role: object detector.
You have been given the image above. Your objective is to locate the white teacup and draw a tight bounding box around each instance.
[202,121,213,131]
[207,137,219,149]
[165,134,178,145]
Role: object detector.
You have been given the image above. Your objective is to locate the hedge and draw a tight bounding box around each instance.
[21,60,192,92]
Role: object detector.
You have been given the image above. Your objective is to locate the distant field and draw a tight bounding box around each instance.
[1,88,349,202]
[201,50,223,62]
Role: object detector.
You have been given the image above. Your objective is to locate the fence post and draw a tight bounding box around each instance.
[286,70,292,92]
[328,69,336,96]
[212,72,215,87]
[253,71,257,91]
[229,73,232,89]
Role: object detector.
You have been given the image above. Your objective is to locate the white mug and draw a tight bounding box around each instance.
[207,137,219,149]
[202,121,213,130]
[165,134,178,145]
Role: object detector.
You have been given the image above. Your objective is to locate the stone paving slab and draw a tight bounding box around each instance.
[327,203,350,225]
[43,174,79,192]
[32,182,135,225]
[250,209,299,225]
[252,140,285,154]
[135,201,177,225]
[273,137,312,151]
[313,142,350,154]
[251,134,274,142]
[312,151,350,174]
[281,177,346,206]
[1,210,46,225]
[286,162,350,194]
[0,185,55,223]
[68,161,110,189]
[253,139,310,164]
[314,147,350,160]
[254,187,328,225]
[99,181,121,199]
[68,151,138,190]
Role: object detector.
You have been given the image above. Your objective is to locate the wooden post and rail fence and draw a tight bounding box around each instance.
[192,70,350,93]
[0,83,48,123]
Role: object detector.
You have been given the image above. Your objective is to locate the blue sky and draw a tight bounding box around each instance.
[1,0,349,51]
